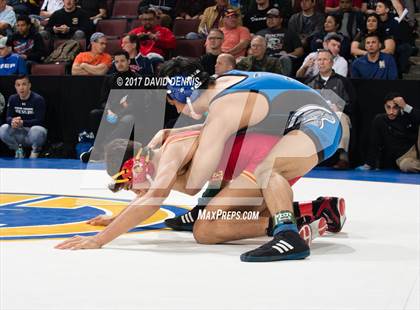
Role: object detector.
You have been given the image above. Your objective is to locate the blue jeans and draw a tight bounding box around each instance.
[0,124,47,152]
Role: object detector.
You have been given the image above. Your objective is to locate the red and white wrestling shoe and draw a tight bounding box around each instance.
[313,197,346,233]
[298,217,328,246]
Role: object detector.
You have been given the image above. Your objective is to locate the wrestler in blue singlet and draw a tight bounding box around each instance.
[212,70,343,162]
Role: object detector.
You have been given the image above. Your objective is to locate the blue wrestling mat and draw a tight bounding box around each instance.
[0,158,418,185]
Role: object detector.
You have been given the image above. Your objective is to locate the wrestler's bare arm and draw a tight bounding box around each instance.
[87,138,198,227]
[55,157,182,250]
[148,124,204,148]
[91,148,186,246]
[184,92,269,193]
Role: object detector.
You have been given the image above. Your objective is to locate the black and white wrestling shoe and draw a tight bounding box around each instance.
[240,230,310,262]
[164,205,205,231]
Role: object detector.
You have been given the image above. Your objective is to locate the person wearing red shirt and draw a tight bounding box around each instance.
[129,8,176,58]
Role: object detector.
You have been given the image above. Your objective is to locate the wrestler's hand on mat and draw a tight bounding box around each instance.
[86,215,115,226]
[55,235,102,250]
[148,129,169,149]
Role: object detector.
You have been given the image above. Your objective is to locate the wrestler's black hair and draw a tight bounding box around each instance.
[105,139,153,192]
[159,56,215,90]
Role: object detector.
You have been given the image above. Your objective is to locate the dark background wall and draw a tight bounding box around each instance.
[0,76,419,166]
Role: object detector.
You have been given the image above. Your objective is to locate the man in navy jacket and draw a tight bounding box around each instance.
[0,75,47,158]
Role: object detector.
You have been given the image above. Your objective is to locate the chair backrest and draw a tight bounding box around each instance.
[173,39,205,58]
[106,0,114,14]
[172,19,200,37]
[96,19,128,38]
[31,63,67,76]
[106,38,122,55]
[42,37,52,55]
[112,0,141,18]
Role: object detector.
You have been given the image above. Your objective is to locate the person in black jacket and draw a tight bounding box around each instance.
[10,15,46,70]
[44,0,92,40]
[199,28,224,76]
[81,50,140,162]
[78,0,107,25]
[306,49,355,168]
[360,93,420,172]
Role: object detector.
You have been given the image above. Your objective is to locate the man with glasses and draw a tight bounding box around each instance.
[220,9,251,59]
[71,32,112,76]
[198,0,240,36]
[237,35,291,75]
[199,28,224,75]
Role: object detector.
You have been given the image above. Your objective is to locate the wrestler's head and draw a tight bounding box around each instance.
[105,139,155,195]
[160,57,214,119]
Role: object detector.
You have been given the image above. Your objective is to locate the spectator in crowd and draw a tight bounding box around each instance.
[10,15,47,68]
[174,0,210,19]
[129,9,176,58]
[362,0,405,20]
[297,32,348,78]
[0,0,16,37]
[359,93,420,172]
[325,0,363,12]
[198,0,239,36]
[220,9,251,59]
[242,0,293,20]
[137,0,177,18]
[215,52,236,75]
[39,0,63,20]
[257,8,304,61]
[0,35,27,75]
[237,35,292,75]
[117,34,154,75]
[6,0,41,16]
[0,75,47,158]
[44,0,92,40]
[305,49,355,168]
[288,0,324,49]
[71,32,112,76]
[350,13,395,57]
[82,50,140,162]
[78,0,107,25]
[334,0,364,41]
[310,14,350,58]
[243,0,274,34]
[199,28,224,75]
[351,32,397,79]
[376,0,412,74]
